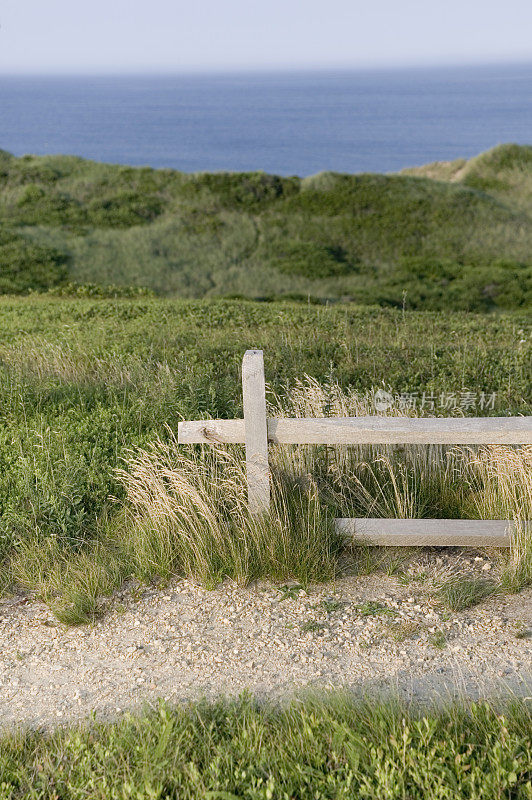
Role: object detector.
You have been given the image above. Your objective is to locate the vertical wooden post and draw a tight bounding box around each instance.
[242,349,270,514]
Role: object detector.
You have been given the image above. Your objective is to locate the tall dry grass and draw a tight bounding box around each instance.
[466,445,532,589]
[268,375,465,519]
[114,433,340,589]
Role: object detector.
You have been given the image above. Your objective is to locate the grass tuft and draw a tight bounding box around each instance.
[436,577,498,612]
[353,600,394,617]
[428,630,448,649]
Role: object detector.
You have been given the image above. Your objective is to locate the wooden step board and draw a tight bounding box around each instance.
[333,518,528,547]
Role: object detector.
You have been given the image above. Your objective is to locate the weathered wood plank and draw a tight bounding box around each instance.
[242,350,270,514]
[178,415,532,445]
[334,518,523,546]
[178,418,245,444]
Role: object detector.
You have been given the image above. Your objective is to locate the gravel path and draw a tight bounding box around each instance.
[1,550,531,730]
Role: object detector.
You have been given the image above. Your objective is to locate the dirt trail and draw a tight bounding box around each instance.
[1,551,530,730]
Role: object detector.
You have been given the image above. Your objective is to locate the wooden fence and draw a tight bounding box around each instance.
[178,350,532,547]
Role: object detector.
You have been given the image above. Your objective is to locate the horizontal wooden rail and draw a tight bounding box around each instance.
[178,416,532,446]
[333,518,530,547]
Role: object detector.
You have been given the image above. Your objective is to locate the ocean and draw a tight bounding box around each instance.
[1,64,531,176]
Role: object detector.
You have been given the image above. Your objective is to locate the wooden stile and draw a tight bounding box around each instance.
[176,349,532,547]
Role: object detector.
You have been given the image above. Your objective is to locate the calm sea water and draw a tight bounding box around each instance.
[1,65,531,176]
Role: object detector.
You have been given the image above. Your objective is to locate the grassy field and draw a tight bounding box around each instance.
[0,177,531,787]
[0,296,529,621]
[1,143,531,309]
[1,694,530,799]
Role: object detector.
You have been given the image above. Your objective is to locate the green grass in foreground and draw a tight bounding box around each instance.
[1,694,530,799]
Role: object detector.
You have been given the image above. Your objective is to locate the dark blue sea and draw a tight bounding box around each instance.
[1,64,531,176]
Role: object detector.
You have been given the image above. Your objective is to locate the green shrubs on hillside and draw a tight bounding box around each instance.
[13,184,83,227]
[0,153,59,185]
[0,229,67,292]
[7,184,164,230]
[186,171,299,209]
[86,191,164,227]
[266,240,353,278]
[2,146,532,307]
[376,258,532,311]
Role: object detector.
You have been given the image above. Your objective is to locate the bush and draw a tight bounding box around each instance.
[376,258,532,311]
[0,229,68,293]
[8,155,61,185]
[87,191,164,227]
[268,240,353,278]
[10,185,84,226]
[187,171,300,209]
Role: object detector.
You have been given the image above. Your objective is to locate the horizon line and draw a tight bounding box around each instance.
[2,58,532,78]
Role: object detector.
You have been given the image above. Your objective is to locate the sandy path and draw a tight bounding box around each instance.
[1,551,530,729]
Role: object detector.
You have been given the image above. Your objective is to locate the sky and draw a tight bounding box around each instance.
[1,0,532,74]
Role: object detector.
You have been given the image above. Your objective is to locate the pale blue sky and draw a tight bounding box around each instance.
[2,0,532,73]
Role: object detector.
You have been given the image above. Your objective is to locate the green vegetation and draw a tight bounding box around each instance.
[0,228,67,293]
[436,578,498,612]
[1,694,530,799]
[300,619,323,633]
[0,296,529,620]
[278,584,305,601]
[1,144,531,309]
[319,599,344,613]
[113,441,339,592]
[403,142,532,209]
[428,630,448,650]
[353,601,394,617]
[1,147,530,774]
